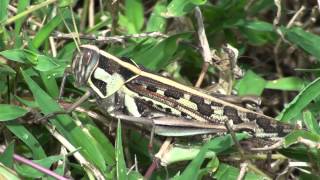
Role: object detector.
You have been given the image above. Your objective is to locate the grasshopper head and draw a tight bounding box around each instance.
[71,45,100,87]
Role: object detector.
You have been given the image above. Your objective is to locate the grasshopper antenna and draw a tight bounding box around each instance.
[58,6,81,53]
[57,5,83,100]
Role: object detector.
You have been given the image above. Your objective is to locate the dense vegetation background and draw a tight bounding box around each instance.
[0,0,320,179]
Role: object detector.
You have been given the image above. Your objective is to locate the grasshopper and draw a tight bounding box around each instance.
[69,44,293,141]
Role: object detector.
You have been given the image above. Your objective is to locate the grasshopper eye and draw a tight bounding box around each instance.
[72,46,100,87]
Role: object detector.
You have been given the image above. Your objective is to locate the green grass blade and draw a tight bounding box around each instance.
[0,0,9,22]
[115,120,127,180]
[265,77,304,91]
[5,122,46,159]
[0,142,14,168]
[146,1,167,32]
[0,164,20,180]
[14,0,30,48]
[303,110,320,135]
[21,69,107,173]
[31,9,70,49]
[235,70,266,96]
[281,27,320,60]
[278,77,320,122]
[124,0,144,33]
[0,104,28,121]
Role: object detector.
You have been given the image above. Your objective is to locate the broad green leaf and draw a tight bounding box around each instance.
[14,0,30,48]
[56,41,76,61]
[241,20,274,32]
[34,55,59,72]
[31,10,71,49]
[162,147,216,166]
[175,147,208,180]
[249,0,274,15]
[164,0,207,17]
[164,0,197,17]
[125,0,144,33]
[303,110,320,135]
[0,104,28,121]
[20,49,37,64]
[133,32,191,71]
[265,77,304,91]
[15,155,64,178]
[281,27,320,60]
[0,0,9,22]
[118,14,136,34]
[21,69,107,172]
[236,20,276,45]
[0,49,26,63]
[5,122,46,159]
[0,49,59,72]
[278,77,320,122]
[204,157,219,174]
[58,0,74,7]
[115,120,127,180]
[235,70,266,96]
[0,164,20,180]
[85,123,115,165]
[39,71,59,98]
[146,1,167,32]
[0,142,14,168]
[278,147,310,162]
[190,0,207,4]
[284,130,320,148]
[239,26,276,45]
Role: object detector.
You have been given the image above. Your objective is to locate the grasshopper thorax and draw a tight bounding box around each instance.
[71,45,100,87]
[71,45,136,99]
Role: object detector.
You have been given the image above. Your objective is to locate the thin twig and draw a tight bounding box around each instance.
[89,0,94,28]
[298,137,320,149]
[194,6,212,87]
[49,37,57,57]
[58,9,81,52]
[45,124,105,180]
[194,7,212,64]
[224,153,287,161]
[69,5,81,44]
[195,62,210,88]
[273,0,282,26]
[286,6,306,28]
[237,161,248,180]
[274,5,306,103]
[224,121,245,159]
[250,139,284,151]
